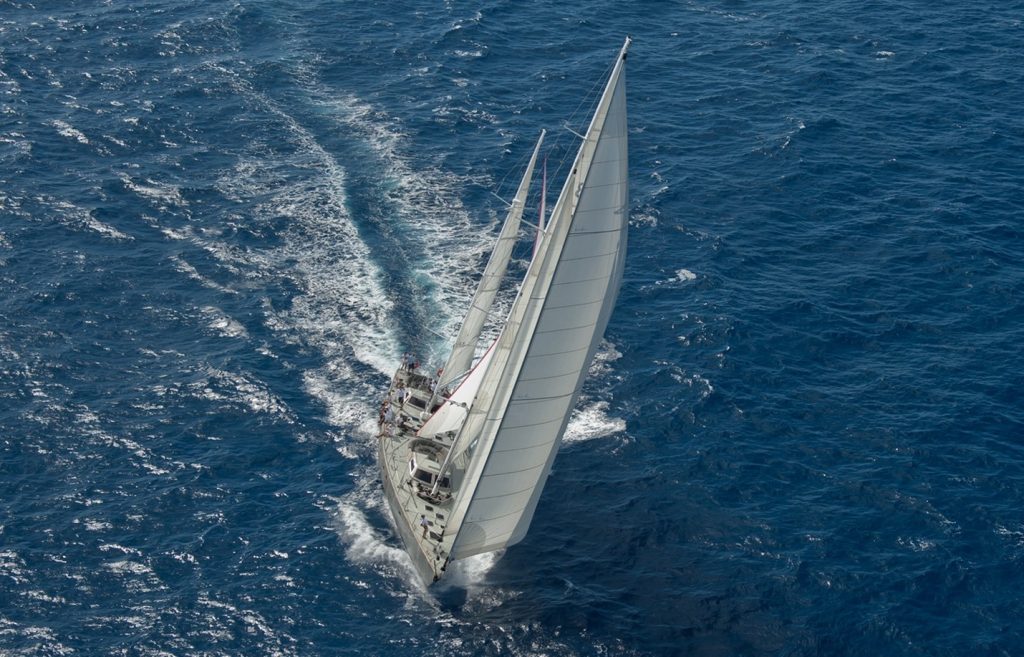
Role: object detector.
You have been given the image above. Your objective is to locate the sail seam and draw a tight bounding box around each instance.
[576,177,627,191]
[588,150,628,165]
[526,343,591,359]
[540,296,609,310]
[556,251,617,267]
[534,319,599,334]
[467,506,525,524]
[474,479,542,501]
[559,248,621,263]
[486,445,552,464]
[517,370,587,383]
[546,271,615,287]
[508,391,575,405]
[492,438,561,452]
[571,209,628,221]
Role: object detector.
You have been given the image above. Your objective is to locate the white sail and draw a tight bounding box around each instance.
[443,38,630,559]
[416,342,495,437]
[437,131,546,392]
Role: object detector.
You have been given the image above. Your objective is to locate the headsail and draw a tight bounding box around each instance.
[416,341,495,437]
[441,37,631,560]
[436,131,546,393]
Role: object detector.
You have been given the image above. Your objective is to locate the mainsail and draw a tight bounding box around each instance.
[377,37,630,584]
[440,37,630,560]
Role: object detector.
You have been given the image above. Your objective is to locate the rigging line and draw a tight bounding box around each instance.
[519,217,542,231]
[490,191,513,208]
[563,125,587,140]
[545,46,617,198]
[492,133,543,200]
[488,47,615,222]
[423,324,449,341]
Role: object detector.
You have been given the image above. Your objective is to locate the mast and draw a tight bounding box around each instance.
[435,131,546,394]
[440,37,631,562]
[534,156,546,258]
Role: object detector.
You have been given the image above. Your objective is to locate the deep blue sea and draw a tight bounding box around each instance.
[2,1,1023,655]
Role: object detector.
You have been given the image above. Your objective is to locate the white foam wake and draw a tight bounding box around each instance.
[208,62,400,382]
[318,89,502,363]
[334,502,420,580]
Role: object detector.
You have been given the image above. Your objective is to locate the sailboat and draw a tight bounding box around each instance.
[378,37,631,584]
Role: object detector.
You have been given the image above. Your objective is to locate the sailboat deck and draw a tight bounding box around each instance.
[377,366,459,581]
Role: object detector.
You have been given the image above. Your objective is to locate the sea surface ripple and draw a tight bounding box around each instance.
[1,1,1022,655]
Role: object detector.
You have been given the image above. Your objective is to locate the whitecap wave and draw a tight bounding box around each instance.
[171,256,237,295]
[302,368,378,433]
[192,365,296,423]
[0,550,29,585]
[438,551,500,590]
[104,559,154,576]
[120,174,186,208]
[200,305,248,338]
[564,400,626,443]
[662,361,715,400]
[40,197,132,240]
[50,119,89,144]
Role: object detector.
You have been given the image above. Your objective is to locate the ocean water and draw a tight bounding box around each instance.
[2,1,1023,655]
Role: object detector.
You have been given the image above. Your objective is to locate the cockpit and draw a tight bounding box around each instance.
[408,454,451,490]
